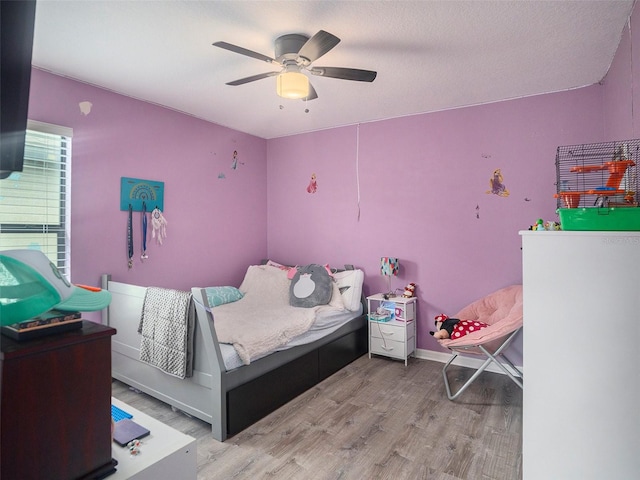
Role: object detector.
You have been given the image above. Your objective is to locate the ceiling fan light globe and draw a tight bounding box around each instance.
[277,72,309,99]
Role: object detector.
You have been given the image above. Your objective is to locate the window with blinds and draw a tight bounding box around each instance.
[0,120,72,276]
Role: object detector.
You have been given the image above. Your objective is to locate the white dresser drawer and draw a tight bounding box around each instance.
[370,321,405,341]
[370,320,414,342]
[370,337,408,359]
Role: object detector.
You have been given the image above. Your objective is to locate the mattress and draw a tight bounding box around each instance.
[219,303,363,371]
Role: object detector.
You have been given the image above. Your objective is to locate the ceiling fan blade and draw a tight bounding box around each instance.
[226,71,279,86]
[213,41,276,64]
[309,67,377,82]
[298,30,340,63]
[301,83,318,101]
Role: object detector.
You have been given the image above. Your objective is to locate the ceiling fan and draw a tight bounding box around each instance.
[213,30,377,101]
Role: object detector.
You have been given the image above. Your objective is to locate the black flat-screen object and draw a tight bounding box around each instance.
[112,419,151,447]
[0,1,36,180]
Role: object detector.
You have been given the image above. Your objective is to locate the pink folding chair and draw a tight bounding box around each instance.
[436,284,523,400]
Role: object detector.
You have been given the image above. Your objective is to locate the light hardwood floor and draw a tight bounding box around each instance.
[112,355,522,480]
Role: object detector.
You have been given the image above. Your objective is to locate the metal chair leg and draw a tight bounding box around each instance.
[443,353,496,400]
[442,327,524,400]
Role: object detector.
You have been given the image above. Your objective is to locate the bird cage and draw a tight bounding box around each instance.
[555,139,640,230]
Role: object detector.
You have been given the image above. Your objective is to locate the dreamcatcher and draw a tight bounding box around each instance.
[151,207,168,245]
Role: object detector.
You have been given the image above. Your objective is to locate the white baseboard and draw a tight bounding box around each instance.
[415,348,523,376]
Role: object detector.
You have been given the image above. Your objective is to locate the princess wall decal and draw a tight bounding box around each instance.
[307,173,318,193]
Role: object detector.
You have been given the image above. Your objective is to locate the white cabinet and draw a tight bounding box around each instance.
[520,231,640,480]
[110,398,196,480]
[367,294,417,365]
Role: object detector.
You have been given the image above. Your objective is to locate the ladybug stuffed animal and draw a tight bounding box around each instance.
[430,314,489,340]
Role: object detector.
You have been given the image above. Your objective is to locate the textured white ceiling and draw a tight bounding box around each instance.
[32,0,634,139]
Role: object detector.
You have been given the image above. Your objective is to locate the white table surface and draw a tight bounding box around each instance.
[110,397,197,480]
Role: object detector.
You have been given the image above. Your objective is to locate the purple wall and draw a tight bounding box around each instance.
[27,2,638,359]
[267,3,640,360]
[603,5,640,140]
[27,69,268,301]
[266,89,604,360]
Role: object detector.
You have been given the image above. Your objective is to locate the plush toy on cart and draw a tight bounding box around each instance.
[401,282,416,298]
[430,313,489,340]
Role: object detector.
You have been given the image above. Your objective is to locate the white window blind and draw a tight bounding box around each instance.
[0,120,72,276]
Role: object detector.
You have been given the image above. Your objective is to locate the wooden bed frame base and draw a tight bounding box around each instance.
[102,275,367,441]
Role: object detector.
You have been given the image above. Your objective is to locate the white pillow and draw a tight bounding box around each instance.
[333,269,364,311]
[239,265,290,306]
[328,281,345,309]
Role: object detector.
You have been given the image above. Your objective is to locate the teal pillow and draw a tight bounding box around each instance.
[205,286,243,307]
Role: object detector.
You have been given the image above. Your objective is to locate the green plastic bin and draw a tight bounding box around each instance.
[558,207,640,231]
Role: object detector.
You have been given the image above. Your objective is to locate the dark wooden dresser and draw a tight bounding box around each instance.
[1,321,116,480]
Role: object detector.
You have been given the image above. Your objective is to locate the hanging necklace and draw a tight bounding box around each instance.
[127,204,134,268]
[141,202,148,261]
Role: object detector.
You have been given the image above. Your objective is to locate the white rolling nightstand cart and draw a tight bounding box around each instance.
[367,294,417,366]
